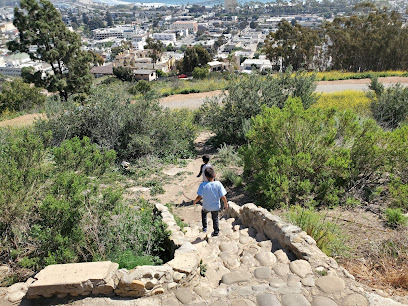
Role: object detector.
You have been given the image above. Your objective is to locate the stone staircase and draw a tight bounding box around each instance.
[1,202,406,306]
[153,206,398,306]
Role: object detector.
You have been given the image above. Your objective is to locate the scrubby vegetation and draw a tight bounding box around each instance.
[0,127,171,283]
[0,83,198,284]
[198,68,317,145]
[36,84,197,160]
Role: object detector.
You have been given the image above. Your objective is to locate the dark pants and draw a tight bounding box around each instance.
[201,209,219,234]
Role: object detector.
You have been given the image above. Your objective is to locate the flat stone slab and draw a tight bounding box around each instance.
[343,293,368,306]
[27,261,118,298]
[168,253,199,274]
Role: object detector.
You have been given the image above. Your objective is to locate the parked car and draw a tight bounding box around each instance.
[178,74,187,78]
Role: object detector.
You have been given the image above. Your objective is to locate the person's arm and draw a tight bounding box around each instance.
[193,196,202,205]
[221,196,228,210]
[197,164,203,177]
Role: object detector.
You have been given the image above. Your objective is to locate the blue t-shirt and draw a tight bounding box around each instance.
[197,181,227,211]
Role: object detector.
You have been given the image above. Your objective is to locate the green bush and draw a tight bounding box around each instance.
[286,205,347,257]
[0,128,170,282]
[242,97,387,209]
[192,67,209,79]
[384,208,408,227]
[216,143,242,167]
[0,79,46,113]
[0,128,50,246]
[198,67,317,145]
[370,82,408,129]
[53,136,116,175]
[129,80,152,95]
[37,85,197,160]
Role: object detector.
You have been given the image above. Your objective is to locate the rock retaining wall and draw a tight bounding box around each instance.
[226,202,354,278]
[1,203,200,303]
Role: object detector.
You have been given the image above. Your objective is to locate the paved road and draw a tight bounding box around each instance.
[160,78,408,109]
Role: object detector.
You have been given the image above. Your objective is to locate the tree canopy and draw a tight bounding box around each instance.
[7,0,94,100]
[264,19,322,71]
[182,45,211,73]
[264,7,408,72]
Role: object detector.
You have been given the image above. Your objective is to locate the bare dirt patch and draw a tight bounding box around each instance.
[159,90,224,104]
[0,113,46,128]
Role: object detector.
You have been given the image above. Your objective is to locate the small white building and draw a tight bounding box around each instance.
[207,61,226,72]
[240,59,272,74]
[133,69,156,81]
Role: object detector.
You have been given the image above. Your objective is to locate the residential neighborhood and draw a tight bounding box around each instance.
[1,0,408,79]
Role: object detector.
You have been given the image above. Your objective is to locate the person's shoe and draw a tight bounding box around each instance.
[211,232,219,237]
[202,228,207,232]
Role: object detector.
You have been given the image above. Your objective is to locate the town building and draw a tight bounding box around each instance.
[170,21,198,33]
[152,33,176,43]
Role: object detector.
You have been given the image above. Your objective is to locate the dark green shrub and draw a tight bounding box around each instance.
[53,136,116,175]
[242,98,387,209]
[198,67,317,145]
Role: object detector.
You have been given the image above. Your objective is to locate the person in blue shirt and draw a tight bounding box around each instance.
[193,167,228,237]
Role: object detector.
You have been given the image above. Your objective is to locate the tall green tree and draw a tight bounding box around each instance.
[324,7,408,71]
[106,11,113,27]
[182,45,211,73]
[7,0,94,101]
[264,19,322,71]
[145,37,164,69]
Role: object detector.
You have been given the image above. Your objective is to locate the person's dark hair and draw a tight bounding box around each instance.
[204,167,215,179]
[202,155,210,163]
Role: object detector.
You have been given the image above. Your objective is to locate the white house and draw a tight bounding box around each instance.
[240,59,272,74]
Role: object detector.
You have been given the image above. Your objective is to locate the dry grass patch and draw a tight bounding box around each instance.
[342,231,408,295]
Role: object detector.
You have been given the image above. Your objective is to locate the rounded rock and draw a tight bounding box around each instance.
[273,263,290,277]
[254,267,272,279]
[343,293,368,306]
[315,276,345,294]
[255,251,277,266]
[175,287,193,304]
[256,294,281,306]
[282,294,311,306]
[311,296,338,306]
[289,260,312,278]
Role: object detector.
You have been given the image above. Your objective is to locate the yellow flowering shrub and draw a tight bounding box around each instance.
[313,90,372,117]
